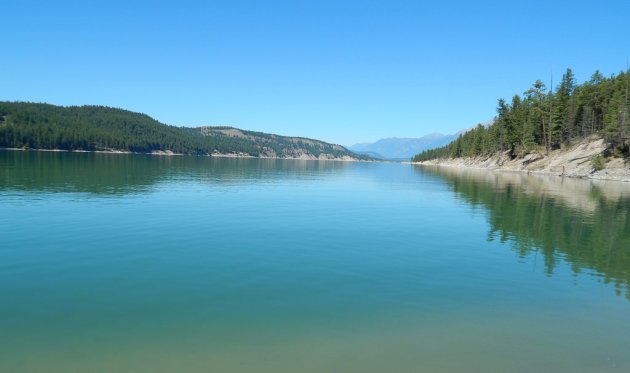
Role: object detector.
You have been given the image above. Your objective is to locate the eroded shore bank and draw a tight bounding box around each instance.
[412,137,630,182]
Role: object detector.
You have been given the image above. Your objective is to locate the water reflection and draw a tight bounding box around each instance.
[418,165,630,300]
[3,150,629,301]
[0,151,351,195]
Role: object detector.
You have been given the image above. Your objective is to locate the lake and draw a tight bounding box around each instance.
[1,151,629,372]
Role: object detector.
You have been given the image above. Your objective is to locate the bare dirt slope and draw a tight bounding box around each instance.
[418,136,630,182]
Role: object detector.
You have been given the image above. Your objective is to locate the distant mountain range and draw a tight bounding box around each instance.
[349,132,461,160]
[350,119,495,160]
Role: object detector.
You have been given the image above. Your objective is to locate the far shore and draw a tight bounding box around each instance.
[0,147,182,156]
[0,147,372,163]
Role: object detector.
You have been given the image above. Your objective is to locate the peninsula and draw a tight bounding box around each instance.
[412,68,629,181]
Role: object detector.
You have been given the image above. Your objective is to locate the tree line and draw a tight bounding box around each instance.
[0,102,366,159]
[413,68,630,162]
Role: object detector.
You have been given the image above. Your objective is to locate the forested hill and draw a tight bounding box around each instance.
[0,102,369,160]
[413,68,629,162]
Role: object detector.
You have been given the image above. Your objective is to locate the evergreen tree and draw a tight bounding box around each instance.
[412,67,630,162]
[0,102,369,160]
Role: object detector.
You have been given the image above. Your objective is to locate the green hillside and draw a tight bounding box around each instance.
[0,102,368,160]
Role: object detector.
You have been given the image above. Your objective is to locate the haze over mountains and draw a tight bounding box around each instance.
[350,119,495,160]
[349,132,460,160]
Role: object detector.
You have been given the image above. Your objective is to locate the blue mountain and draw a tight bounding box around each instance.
[349,132,459,160]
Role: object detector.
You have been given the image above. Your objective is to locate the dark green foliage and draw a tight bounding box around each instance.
[413,68,630,162]
[592,154,605,170]
[0,102,368,160]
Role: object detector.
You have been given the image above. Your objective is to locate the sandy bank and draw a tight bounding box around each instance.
[412,136,630,182]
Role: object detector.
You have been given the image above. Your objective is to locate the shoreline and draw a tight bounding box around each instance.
[0,147,371,163]
[408,137,630,182]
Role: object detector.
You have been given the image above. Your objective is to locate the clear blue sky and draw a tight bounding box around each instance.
[2,1,629,145]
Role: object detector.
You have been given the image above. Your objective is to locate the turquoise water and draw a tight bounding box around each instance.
[1,151,629,372]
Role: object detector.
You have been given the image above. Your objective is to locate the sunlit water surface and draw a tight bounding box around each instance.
[1,151,629,372]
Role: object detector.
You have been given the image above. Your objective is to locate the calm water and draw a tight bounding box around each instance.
[1,151,630,372]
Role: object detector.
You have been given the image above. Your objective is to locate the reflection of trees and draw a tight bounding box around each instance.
[0,151,350,195]
[0,151,171,195]
[419,165,630,300]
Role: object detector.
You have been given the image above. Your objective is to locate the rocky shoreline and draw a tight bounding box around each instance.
[0,147,367,162]
[413,136,630,182]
